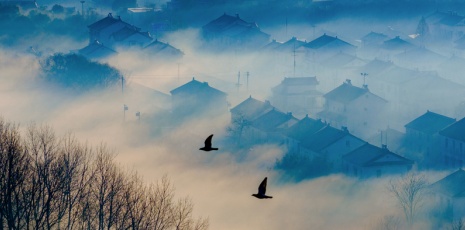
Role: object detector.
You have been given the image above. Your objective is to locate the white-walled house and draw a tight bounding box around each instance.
[230,96,274,123]
[299,125,366,171]
[317,79,388,138]
[342,143,414,179]
[247,109,298,144]
[404,110,456,169]
[430,169,465,221]
[170,78,227,118]
[439,117,465,169]
[283,115,326,154]
[271,77,323,117]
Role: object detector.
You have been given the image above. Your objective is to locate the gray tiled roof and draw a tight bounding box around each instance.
[405,111,455,135]
[343,143,413,167]
[430,169,465,198]
[439,117,465,142]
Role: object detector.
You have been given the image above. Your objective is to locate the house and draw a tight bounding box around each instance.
[261,39,283,52]
[317,79,388,138]
[404,111,456,169]
[367,127,405,153]
[423,11,465,41]
[201,13,270,51]
[299,125,366,171]
[248,109,298,144]
[109,26,152,48]
[342,143,413,179]
[274,37,307,53]
[303,34,357,62]
[393,47,446,71]
[87,13,152,49]
[379,36,416,60]
[360,31,389,48]
[230,96,274,122]
[143,39,184,59]
[430,169,465,221]
[320,52,367,89]
[270,77,323,117]
[283,114,326,153]
[77,40,117,60]
[170,78,227,118]
[439,117,465,168]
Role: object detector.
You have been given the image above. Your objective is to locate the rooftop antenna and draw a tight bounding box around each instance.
[246,71,249,92]
[236,71,242,92]
[360,72,368,85]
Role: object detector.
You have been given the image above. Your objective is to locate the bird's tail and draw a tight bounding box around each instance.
[212,148,219,150]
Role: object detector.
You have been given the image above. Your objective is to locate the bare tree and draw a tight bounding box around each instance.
[0,119,209,230]
[387,173,428,226]
[0,118,30,230]
[227,113,250,146]
[450,218,465,230]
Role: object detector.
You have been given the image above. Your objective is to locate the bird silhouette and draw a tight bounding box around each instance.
[252,177,273,199]
[199,134,218,151]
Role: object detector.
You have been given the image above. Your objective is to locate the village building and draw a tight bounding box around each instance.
[143,39,184,59]
[230,96,274,122]
[317,79,388,138]
[87,13,153,49]
[439,117,465,169]
[303,34,357,62]
[247,109,298,144]
[404,111,456,169]
[201,13,270,51]
[78,40,117,60]
[342,143,413,178]
[283,115,326,154]
[298,125,366,171]
[270,77,323,118]
[170,78,227,118]
[430,169,465,221]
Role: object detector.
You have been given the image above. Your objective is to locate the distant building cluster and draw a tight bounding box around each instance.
[78,13,183,60]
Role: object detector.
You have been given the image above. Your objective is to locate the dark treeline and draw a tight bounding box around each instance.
[0,118,208,230]
[40,53,121,91]
[0,4,98,47]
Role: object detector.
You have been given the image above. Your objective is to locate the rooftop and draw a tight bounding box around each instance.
[439,117,465,142]
[430,169,465,198]
[405,111,456,135]
[343,143,414,167]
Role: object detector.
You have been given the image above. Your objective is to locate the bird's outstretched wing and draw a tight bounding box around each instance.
[204,134,213,148]
[258,177,267,195]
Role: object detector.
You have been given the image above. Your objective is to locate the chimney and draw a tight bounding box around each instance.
[345,79,352,85]
[363,84,368,90]
[341,126,349,132]
[108,13,113,17]
[382,144,388,150]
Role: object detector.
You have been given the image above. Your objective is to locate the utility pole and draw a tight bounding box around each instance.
[123,104,128,121]
[80,0,85,16]
[121,75,124,95]
[360,72,368,86]
[236,71,241,92]
[293,41,297,77]
[246,71,249,92]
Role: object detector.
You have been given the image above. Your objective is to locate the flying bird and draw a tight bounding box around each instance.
[252,177,273,199]
[199,134,218,151]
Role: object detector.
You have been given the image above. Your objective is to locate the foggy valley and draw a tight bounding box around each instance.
[2,0,465,229]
